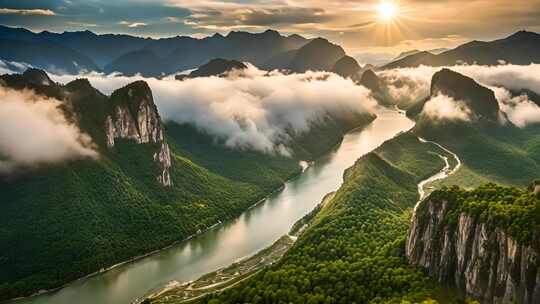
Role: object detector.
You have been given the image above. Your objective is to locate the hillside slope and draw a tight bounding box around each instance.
[193,133,457,304]
[0,68,373,300]
[412,69,540,187]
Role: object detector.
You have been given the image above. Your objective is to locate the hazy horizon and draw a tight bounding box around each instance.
[1,0,539,64]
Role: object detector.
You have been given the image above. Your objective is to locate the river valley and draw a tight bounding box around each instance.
[12,108,415,304]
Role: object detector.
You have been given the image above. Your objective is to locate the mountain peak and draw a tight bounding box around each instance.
[360,69,381,93]
[106,80,171,186]
[22,68,53,86]
[332,56,360,78]
[187,58,247,78]
[310,37,330,45]
[110,80,154,111]
[288,34,304,40]
[431,68,500,120]
[506,30,540,40]
[288,37,346,72]
[65,78,97,94]
[262,29,281,37]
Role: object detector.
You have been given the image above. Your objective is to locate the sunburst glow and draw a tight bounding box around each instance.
[377,1,398,21]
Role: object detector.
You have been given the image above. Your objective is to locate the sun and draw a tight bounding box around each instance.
[377,1,398,21]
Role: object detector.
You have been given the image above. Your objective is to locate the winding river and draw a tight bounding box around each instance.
[13,108,415,304]
[416,137,462,207]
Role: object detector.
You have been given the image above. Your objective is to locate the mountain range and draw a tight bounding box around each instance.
[391,48,449,62]
[383,31,540,69]
[0,26,360,77]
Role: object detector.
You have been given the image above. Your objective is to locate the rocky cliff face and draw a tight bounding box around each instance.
[105,81,172,186]
[406,194,540,303]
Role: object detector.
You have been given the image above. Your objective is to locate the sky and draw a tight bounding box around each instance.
[1,0,540,64]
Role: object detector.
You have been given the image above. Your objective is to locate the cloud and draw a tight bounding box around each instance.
[183,7,333,31]
[421,93,472,122]
[51,65,377,156]
[118,21,148,28]
[0,60,32,75]
[490,86,540,128]
[0,8,55,16]
[379,64,540,127]
[0,86,97,173]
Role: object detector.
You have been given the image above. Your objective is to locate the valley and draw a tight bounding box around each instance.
[1,10,540,304]
[8,109,413,304]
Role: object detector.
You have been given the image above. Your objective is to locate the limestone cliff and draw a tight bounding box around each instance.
[105,81,172,186]
[406,186,540,303]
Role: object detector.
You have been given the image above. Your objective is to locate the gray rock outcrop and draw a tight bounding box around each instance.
[105,81,172,186]
[406,198,540,303]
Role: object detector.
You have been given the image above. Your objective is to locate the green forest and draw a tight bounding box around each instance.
[0,73,375,300]
[0,76,299,300]
[0,139,296,300]
[424,184,540,245]
[414,119,540,187]
[193,134,458,304]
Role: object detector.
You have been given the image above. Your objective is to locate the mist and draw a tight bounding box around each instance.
[51,65,377,155]
[0,86,98,173]
[379,64,540,127]
[422,93,472,122]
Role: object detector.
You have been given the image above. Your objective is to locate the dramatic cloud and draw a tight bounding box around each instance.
[380,64,540,127]
[0,8,55,16]
[378,67,433,106]
[178,4,334,31]
[0,87,97,173]
[0,60,32,75]
[52,66,377,156]
[421,93,472,122]
[490,86,540,128]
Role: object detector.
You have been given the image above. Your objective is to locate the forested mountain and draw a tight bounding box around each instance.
[0,69,374,300]
[193,133,458,304]
[384,31,540,69]
[412,69,540,187]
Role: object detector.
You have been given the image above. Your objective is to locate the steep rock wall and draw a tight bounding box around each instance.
[105,81,172,186]
[406,196,540,303]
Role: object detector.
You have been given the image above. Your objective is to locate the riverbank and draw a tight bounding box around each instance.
[10,109,413,304]
[139,235,294,304]
[143,130,464,304]
[183,128,464,303]
[415,137,462,206]
[141,192,336,304]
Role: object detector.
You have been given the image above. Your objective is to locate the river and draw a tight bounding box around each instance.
[415,137,462,207]
[13,108,414,304]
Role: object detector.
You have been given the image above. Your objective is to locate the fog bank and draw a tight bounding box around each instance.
[0,87,97,173]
